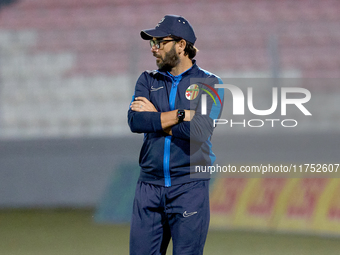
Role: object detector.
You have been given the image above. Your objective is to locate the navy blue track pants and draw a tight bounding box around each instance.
[129,180,210,255]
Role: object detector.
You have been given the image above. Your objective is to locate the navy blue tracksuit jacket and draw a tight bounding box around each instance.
[128,60,224,187]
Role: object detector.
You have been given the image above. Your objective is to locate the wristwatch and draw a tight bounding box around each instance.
[177,109,185,123]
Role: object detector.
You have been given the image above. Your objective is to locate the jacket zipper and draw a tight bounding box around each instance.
[163,76,181,187]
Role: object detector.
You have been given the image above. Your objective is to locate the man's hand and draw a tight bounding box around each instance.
[163,110,195,136]
[184,110,195,122]
[130,97,195,136]
[130,97,157,112]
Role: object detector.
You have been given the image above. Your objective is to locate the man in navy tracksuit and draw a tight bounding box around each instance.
[128,15,224,255]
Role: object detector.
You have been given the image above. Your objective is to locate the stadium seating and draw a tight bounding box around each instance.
[0,0,339,138]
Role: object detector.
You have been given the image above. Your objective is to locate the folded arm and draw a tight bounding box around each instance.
[130,96,194,134]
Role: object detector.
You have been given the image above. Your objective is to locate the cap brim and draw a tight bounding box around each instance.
[140,29,170,40]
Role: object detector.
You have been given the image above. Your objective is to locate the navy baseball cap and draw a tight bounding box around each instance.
[141,15,196,45]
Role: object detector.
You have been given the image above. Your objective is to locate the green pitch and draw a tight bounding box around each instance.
[0,209,339,255]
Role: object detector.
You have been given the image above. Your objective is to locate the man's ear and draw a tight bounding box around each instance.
[177,39,186,55]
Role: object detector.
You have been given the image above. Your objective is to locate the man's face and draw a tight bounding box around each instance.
[151,37,180,71]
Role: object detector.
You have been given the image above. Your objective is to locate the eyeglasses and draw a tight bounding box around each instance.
[149,39,178,49]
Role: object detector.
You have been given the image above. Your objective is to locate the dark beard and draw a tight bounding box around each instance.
[156,44,180,72]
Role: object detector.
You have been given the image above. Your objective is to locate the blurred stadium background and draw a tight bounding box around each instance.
[0,0,340,254]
